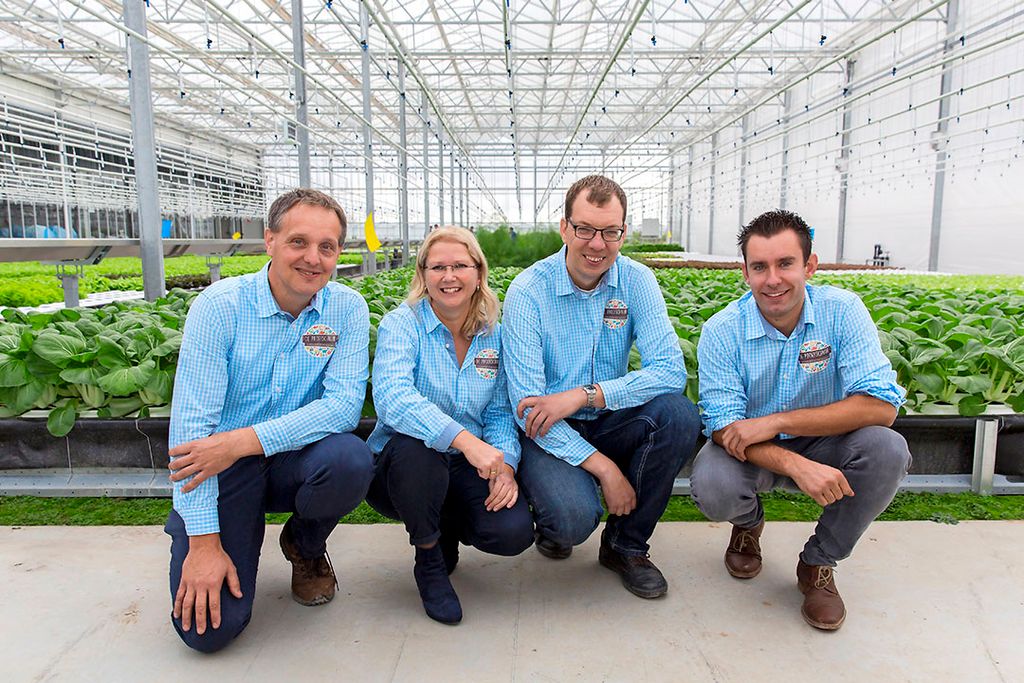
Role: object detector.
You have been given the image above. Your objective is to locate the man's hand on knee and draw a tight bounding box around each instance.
[169,428,262,493]
[580,451,636,516]
[174,534,243,635]
[790,459,855,507]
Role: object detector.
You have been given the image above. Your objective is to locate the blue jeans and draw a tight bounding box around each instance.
[366,434,534,556]
[165,432,373,653]
[690,426,911,567]
[518,393,701,556]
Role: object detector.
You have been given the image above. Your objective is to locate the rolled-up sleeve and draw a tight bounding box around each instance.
[836,296,906,409]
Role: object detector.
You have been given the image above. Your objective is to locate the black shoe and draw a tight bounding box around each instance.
[598,537,668,599]
[439,531,459,576]
[414,545,462,625]
[535,533,572,560]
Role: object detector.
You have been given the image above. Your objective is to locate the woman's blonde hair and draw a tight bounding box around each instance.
[407,226,500,338]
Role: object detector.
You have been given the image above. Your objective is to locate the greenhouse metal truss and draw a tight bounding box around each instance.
[0,0,1021,265]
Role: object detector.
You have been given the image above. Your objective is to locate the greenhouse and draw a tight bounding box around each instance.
[1,0,1023,679]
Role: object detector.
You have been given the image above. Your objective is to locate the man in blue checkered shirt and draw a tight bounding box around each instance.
[165,189,373,652]
[692,209,911,631]
[503,175,701,599]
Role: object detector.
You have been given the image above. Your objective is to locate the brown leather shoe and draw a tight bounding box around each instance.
[725,521,764,579]
[796,558,847,631]
[279,520,338,606]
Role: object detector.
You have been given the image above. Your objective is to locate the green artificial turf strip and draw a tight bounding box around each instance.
[2,492,1024,526]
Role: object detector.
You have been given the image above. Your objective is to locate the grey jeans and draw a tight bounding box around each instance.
[690,426,912,567]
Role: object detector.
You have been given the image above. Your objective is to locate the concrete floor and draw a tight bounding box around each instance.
[2,521,1022,683]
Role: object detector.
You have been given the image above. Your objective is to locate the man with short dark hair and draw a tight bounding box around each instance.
[692,209,911,631]
[165,188,373,652]
[502,175,701,599]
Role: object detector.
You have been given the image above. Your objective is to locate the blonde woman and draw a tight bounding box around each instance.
[366,227,533,625]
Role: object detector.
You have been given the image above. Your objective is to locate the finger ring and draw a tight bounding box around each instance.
[489,470,497,476]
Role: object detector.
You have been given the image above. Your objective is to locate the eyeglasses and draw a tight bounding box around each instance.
[424,263,479,274]
[568,219,625,242]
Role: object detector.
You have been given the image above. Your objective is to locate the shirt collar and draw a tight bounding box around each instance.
[415,297,488,339]
[742,286,815,340]
[555,246,619,296]
[254,261,327,319]
[415,297,445,334]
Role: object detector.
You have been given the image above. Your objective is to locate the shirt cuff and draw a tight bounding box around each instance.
[178,505,220,536]
[701,415,742,439]
[597,379,627,411]
[541,433,599,467]
[252,420,288,457]
[430,420,464,452]
[503,450,520,473]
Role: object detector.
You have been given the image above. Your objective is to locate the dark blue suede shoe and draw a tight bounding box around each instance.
[414,545,462,625]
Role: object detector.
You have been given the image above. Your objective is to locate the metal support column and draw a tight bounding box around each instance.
[836,58,856,264]
[421,90,431,238]
[533,150,538,231]
[779,90,792,210]
[708,133,718,255]
[123,0,165,301]
[359,2,376,275]
[928,0,960,272]
[438,131,444,228]
[458,161,464,227]
[449,150,456,225]
[206,256,223,283]
[667,157,675,241]
[971,418,999,496]
[57,119,73,237]
[291,0,310,187]
[739,114,750,231]
[56,264,83,308]
[464,167,470,227]
[685,146,694,250]
[397,61,410,264]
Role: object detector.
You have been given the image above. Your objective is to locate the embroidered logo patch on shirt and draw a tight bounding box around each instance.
[798,340,832,374]
[302,324,339,358]
[473,348,499,379]
[603,299,628,329]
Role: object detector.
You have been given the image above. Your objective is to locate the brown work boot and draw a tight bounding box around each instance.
[279,519,338,606]
[796,558,847,631]
[725,520,764,579]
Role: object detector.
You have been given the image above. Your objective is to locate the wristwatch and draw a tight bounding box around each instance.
[582,384,597,409]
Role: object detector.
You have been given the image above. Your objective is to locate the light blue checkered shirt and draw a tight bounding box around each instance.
[697,284,905,439]
[169,263,369,535]
[367,298,520,470]
[502,247,686,465]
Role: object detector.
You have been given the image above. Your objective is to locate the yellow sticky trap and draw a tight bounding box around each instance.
[231,231,241,240]
[364,212,381,253]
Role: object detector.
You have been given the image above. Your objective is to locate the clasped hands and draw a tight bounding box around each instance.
[718,416,854,508]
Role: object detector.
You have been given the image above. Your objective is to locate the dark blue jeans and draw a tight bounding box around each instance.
[366,434,534,556]
[165,432,373,653]
[518,393,701,556]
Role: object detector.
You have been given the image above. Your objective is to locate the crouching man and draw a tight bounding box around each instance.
[502,175,701,599]
[165,189,373,652]
[692,209,911,630]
